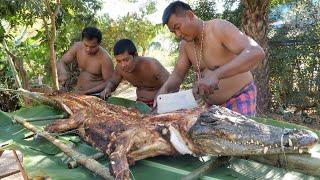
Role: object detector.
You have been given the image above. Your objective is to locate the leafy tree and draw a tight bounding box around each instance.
[0,0,102,111]
[100,13,159,56]
[193,0,218,20]
[241,0,271,114]
[268,0,320,115]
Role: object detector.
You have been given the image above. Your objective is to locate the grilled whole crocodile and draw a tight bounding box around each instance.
[19,89,318,180]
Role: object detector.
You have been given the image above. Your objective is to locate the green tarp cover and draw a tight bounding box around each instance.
[0,97,319,179]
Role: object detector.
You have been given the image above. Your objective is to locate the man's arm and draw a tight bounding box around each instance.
[156,42,191,96]
[195,20,265,96]
[57,43,78,89]
[100,66,122,100]
[150,59,170,85]
[212,19,265,79]
[82,51,114,94]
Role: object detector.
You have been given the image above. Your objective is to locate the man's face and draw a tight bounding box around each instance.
[82,38,99,55]
[167,12,196,42]
[115,51,136,73]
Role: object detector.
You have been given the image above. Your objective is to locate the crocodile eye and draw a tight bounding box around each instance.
[198,112,218,125]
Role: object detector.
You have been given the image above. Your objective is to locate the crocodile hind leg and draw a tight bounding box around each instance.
[109,128,143,180]
[109,128,178,180]
[44,109,90,133]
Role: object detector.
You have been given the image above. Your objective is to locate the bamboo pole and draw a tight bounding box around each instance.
[0,170,20,179]
[248,153,320,177]
[181,156,231,180]
[24,115,66,122]
[68,152,105,169]
[11,115,113,180]
[16,88,73,116]
[12,149,29,180]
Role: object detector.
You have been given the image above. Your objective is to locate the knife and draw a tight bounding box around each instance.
[156,89,198,114]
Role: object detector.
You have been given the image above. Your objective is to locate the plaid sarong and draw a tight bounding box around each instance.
[138,99,154,108]
[221,81,257,116]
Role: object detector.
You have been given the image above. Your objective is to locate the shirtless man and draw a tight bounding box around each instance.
[57,27,114,95]
[100,39,169,107]
[156,1,265,116]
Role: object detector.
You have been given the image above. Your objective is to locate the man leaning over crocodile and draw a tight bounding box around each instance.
[155,1,265,116]
[57,27,114,95]
[100,39,170,107]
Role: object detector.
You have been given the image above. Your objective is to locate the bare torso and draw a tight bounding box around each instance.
[118,57,169,101]
[75,43,112,92]
[184,20,253,104]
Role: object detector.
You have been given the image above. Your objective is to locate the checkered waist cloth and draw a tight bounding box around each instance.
[137,99,154,108]
[221,81,257,116]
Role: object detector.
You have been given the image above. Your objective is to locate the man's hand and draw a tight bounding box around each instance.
[58,73,69,91]
[100,87,112,100]
[193,69,219,97]
[152,87,169,113]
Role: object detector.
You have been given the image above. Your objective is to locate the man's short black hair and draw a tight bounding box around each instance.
[81,27,102,44]
[162,1,193,25]
[113,39,137,56]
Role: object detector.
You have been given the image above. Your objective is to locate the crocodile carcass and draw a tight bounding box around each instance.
[18,89,318,179]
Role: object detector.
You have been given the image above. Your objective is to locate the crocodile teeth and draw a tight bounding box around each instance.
[263,147,268,154]
[288,139,293,147]
[162,128,168,135]
[299,149,303,154]
[250,139,254,144]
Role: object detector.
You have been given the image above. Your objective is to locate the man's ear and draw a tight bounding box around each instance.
[185,10,195,20]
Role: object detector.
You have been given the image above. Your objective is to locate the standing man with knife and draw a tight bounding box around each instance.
[156,1,265,116]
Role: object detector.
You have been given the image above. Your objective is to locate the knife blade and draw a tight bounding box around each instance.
[156,89,198,114]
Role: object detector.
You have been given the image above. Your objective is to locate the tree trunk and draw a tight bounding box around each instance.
[3,47,30,91]
[44,0,60,91]
[3,46,32,106]
[241,0,271,114]
[142,47,147,56]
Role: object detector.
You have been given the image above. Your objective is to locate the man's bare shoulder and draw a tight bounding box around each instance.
[179,39,189,48]
[208,19,238,34]
[72,42,83,49]
[98,47,113,61]
[66,42,82,54]
[139,56,162,67]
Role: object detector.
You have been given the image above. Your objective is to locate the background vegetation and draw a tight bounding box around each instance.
[0,0,318,123]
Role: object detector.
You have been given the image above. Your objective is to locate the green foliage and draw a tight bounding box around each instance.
[99,13,160,56]
[193,0,218,20]
[269,0,296,9]
[221,2,244,28]
[0,1,103,88]
[268,0,320,114]
[0,51,21,112]
[107,97,151,114]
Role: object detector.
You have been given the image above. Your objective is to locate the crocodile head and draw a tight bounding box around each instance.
[189,106,318,156]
